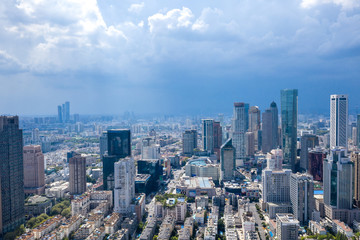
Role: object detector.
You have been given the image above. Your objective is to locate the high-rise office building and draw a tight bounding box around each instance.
[323,147,353,209]
[114,157,135,214]
[23,145,45,195]
[245,131,255,157]
[262,109,273,154]
[69,155,87,195]
[281,89,298,172]
[276,214,299,240]
[57,105,63,123]
[352,152,360,208]
[330,95,348,149]
[103,129,131,190]
[213,121,222,159]
[262,149,291,203]
[290,173,315,225]
[270,101,279,149]
[202,119,214,154]
[248,106,260,132]
[308,147,326,182]
[0,116,25,235]
[65,101,70,122]
[232,102,249,162]
[262,102,279,154]
[300,134,319,171]
[357,115,360,149]
[137,159,163,192]
[220,138,236,182]
[183,130,197,155]
[107,129,131,157]
[266,149,283,171]
[99,131,108,159]
[141,137,160,159]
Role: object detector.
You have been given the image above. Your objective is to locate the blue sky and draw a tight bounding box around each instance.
[0,0,359,115]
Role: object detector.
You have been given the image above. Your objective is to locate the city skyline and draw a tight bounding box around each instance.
[0,0,359,115]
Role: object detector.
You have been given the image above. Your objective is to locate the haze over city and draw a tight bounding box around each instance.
[0,0,360,115]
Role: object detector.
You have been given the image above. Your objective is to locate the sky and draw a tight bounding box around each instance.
[0,0,360,116]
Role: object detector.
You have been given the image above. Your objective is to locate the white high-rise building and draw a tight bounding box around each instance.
[290,173,315,225]
[262,149,291,203]
[141,137,160,159]
[202,119,214,154]
[330,94,348,149]
[266,148,283,171]
[114,157,135,214]
[232,103,249,162]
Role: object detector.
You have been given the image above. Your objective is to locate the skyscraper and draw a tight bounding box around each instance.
[262,109,273,153]
[69,155,87,195]
[262,149,292,203]
[357,115,360,149]
[99,131,108,159]
[270,101,279,149]
[213,121,222,159]
[262,102,279,154]
[308,147,326,182]
[352,152,360,208]
[300,134,319,171]
[141,137,160,159]
[220,138,236,182]
[107,129,131,157]
[323,147,353,209]
[23,145,45,195]
[57,105,63,123]
[65,101,70,122]
[103,129,131,190]
[183,130,197,156]
[330,94,348,149]
[281,89,298,172]
[114,157,135,214]
[248,106,260,132]
[202,119,214,154]
[0,116,25,235]
[290,173,315,225]
[232,102,249,162]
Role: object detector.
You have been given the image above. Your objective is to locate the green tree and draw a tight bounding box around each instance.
[217,219,225,233]
[153,235,158,240]
[61,207,71,218]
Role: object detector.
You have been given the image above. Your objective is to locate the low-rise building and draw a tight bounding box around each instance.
[25,195,53,217]
[32,215,65,239]
[72,193,90,216]
[85,227,105,240]
[45,181,69,198]
[308,220,326,235]
[176,177,216,198]
[139,218,157,240]
[179,228,191,240]
[332,219,354,238]
[104,213,122,235]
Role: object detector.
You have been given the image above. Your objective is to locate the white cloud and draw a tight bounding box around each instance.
[301,0,360,9]
[148,7,194,33]
[128,2,145,14]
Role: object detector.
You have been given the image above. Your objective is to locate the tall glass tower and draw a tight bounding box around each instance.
[232,102,249,162]
[281,89,298,172]
[330,95,348,149]
[0,116,25,235]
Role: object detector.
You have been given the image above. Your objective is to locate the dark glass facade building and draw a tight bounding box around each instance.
[281,89,298,172]
[137,159,163,193]
[103,129,131,190]
[0,116,25,236]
